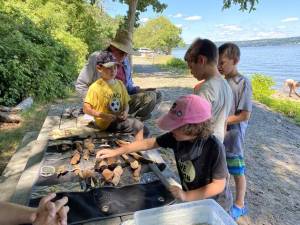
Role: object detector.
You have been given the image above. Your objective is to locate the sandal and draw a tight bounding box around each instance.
[230,204,248,220]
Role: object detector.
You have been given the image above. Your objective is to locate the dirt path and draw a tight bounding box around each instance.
[133,56,300,225]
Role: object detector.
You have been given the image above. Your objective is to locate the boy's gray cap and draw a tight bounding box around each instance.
[96,51,117,68]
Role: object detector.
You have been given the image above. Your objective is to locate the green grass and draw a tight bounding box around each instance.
[0,103,50,174]
[257,96,300,124]
[145,55,190,75]
[0,89,78,175]
[251,74,300,125]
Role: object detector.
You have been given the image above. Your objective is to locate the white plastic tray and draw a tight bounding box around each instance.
[134,199,237,225]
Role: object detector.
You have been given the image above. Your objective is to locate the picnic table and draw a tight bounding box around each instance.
[5,102,179,225]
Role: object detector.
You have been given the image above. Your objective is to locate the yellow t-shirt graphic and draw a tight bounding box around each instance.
[84,79,130,130]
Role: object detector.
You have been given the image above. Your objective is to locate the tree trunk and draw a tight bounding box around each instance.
[127,0,138,68]
[128,0,138,39]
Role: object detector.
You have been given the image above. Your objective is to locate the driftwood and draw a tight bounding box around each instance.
[0,112,22,123]
[0,106,21,113]
[111,165,123,186]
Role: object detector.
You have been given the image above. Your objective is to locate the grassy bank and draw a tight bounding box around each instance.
[0,103,49,174]
[252,74,300,124]
[0,90,78,175]
[141,55,189,74]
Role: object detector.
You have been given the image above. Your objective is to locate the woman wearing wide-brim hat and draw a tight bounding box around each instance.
[75,29,162,122]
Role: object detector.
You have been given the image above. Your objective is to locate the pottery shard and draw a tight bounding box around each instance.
[70,150,81,165]
[56,165,67,176]
[86,142,95,154]
[133,164,142,181]
[121,154,139,169]
[102,168,114,181]
[107,157,118,169]
[113,165,123,177]
[83,149,90,160]
[79,169,94,179]
[74,142,83,153]
[73,165,81,175]
[111,166,123,186]
[130,160,139,170]
[95,159,108,172]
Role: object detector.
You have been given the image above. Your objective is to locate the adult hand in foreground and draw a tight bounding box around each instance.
[33,193,69,225]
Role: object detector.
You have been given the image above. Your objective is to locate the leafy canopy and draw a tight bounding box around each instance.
[223,0,259,12]
[133,16,183,54]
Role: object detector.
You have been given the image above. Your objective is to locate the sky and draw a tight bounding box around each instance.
[102,0,300,44]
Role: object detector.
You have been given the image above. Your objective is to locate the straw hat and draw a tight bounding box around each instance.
[110,29,134,54]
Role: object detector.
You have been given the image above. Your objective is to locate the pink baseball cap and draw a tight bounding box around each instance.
[157,94,212,131]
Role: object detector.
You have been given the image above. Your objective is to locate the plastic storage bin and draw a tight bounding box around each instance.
[134,199,237,225]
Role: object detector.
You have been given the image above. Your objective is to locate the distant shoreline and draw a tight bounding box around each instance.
[178,36,300,49]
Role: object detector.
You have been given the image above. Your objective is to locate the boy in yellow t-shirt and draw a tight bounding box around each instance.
[83,52,144,140]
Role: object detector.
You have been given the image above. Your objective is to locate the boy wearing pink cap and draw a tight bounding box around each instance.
[96,94,232,211]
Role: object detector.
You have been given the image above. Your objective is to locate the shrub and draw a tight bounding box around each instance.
[165,57,188,70]
[0,10,77,106]
[251,74,275,100]
[251,74,300,124]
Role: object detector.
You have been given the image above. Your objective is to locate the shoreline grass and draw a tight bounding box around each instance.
[0,89,78,175]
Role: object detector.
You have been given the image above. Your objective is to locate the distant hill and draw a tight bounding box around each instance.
[182,36,300,48]
[217,36,300,47]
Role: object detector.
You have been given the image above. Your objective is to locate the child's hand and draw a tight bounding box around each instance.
[97,112,116,122]
[117,111,128,121]
[96,149,119,159]
[169,185,186,201]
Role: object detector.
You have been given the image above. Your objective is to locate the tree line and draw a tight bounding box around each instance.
[0,0,259,106]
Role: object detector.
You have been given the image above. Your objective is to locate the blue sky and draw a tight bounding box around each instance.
[103,0,300,44]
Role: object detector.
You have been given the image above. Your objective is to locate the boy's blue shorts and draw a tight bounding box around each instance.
[226,156,245,176]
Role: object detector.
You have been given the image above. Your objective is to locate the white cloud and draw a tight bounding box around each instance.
[255,31,285,39]
[277,25,286,29]
[175,24,183,28]
[216,24,242,32]
[173,13,183,18]
[140,17,149,23]
[281,17,299,22]
[184,16,202,21]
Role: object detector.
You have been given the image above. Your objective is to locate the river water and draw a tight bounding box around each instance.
[172,44,300,89]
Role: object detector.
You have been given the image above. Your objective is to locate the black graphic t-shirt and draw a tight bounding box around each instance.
[156,132,232,211]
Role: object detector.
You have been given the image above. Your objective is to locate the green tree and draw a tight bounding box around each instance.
[134,16,183,54]
[108,0,258,39]
[109,0,167,38]
[223,0,259,12]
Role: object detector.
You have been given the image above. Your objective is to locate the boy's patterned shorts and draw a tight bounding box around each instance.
[226,156,245,176]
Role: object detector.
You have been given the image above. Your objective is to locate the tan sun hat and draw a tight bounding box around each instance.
[110,29,134,54]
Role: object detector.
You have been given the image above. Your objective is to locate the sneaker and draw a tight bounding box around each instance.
[230,204,248,221]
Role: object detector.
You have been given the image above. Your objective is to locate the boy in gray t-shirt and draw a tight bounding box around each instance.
[218,43,252,221]
[184,38,233,143]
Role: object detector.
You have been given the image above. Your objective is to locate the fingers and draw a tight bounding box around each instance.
[54,197,68,212]
[96,150,111,159]
[58,206,69,225]
[45,201,56,219]
[39,193,56,208]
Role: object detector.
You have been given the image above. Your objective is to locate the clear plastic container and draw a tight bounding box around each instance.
[134,199,237,225]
